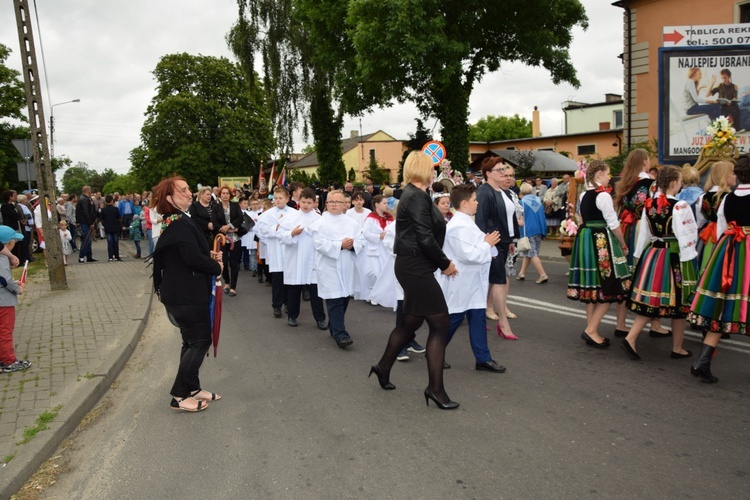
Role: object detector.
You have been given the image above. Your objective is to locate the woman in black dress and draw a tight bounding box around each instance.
[370,151,458,409]
[152,176,223,412]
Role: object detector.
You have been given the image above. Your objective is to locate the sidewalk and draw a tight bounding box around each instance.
[0,239,153,498]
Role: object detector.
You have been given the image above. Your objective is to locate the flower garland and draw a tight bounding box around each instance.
[436,159,464,186]
[703,116,736,156]
[560,202,578,236]
[574,158,589,181]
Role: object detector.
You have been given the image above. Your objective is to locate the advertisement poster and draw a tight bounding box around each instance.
[660,47,750,163]
[218,176,252,190]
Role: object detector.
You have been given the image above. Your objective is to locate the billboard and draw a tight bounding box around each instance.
[659,46,750,163]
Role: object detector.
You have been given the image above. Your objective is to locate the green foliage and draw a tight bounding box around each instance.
[348,0,588,173]
[347,167,356,182]
[129,53,275,191]
[287,168,312,186]
[0,44,31,192]
[514,150,536,178]
[398,119,433,183]
[61,162,95,195]
[103,172,139,195]
[605,141,655,175]
[301,144,315,155]
[365,157,391,186]
[469,115,533,142]
[230,0,371,188]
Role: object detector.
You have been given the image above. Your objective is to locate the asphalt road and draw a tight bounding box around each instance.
[41,262,750,499]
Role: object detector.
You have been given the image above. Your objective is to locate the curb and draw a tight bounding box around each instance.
[0,277,154,499]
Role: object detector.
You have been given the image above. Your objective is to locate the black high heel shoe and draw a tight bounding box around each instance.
[424,388,459,410]
[369,365,395,390]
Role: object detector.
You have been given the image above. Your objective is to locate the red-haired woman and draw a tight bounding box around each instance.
[152,176,223,412]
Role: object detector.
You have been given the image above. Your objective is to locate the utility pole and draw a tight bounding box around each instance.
[13,0,67,290]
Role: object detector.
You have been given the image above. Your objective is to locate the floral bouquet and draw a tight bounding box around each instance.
[436,159,464,186]
[703,116,736,156]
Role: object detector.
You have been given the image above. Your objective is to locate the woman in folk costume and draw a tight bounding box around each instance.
[695,161,736,274]
[612,148,671,339]
[688,156,750,383]
[362,195,394,298]
[567,161,631,348]
[621,166,698,360]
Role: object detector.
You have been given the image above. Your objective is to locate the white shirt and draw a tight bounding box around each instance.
[256,205,292,272]
[279,209,321,285]
[437,211,492,313]
[346,207,371,228]
[634,194,698,262]
[309,212,365,299]
[580,186,619,230]
[717,183,750,236]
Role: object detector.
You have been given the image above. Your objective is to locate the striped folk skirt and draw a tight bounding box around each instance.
[628,238,697,319]
[688,226,750,334]
[567,221,631,303]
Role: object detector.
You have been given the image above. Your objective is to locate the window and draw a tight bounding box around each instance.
[613,110,623,128]
[369,149,375,161]
[741,3,750,23]
[577,144,596,155]
[538,148,554,151]
[505,146,516,150]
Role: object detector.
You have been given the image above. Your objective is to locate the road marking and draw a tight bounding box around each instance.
[507,295,750,355]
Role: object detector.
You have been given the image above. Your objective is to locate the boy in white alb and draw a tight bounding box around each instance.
[346,191,371,228]
[279,188,327,329]
[256,186,293,317]
[309,190,365,348]
[438,185,507,373]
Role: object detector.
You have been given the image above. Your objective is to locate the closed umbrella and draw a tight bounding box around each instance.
[210,234,227,357]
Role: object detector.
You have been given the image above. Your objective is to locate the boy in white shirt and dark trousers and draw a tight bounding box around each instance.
[439,185,507,373]
[256,186,293,317]
[279,188,328,329]
[309,190,365,348]
[0,227,30,373]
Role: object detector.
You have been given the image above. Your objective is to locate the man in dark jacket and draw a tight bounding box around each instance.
[76,185,97,263]
[1,190,24,263]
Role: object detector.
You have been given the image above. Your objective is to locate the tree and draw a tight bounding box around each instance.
[398,119,433,183]
[469,114,533,142]
[605,141,656,176]
[0,43,30,191]
[103,172,139,195]
[129,53,275,190]
[514,150,536,178]
[229,0,370,187]
[89,168,120,194]
[347,167,356,183]
[348,0,588,173]
[365,157,391,186]
[61,161,96,195]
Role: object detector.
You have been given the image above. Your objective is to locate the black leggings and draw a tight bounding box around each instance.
[376,311,452,403]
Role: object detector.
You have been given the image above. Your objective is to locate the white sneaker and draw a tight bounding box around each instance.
[3,360,31,372]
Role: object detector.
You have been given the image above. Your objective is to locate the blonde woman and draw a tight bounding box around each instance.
[696,161,736,273]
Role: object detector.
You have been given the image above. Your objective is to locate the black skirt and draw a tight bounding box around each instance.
[395,255,448,316]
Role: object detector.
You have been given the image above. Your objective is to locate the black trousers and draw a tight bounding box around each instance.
[270,271,286,309]
[286,284,325,321]
[165,303,212,399]
[221,242,241,290]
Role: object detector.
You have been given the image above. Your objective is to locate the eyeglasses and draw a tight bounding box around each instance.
[326,200,345,205]
[490,168,505,172]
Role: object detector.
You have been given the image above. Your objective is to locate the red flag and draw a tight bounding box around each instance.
[258,164,267,195]
[19,261,28,285]
[276,167,286,186]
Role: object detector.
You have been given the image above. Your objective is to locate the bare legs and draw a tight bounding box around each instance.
[585,302,611,343]
[490,283,515,336]
[376,312,453,403]
[624,316,688,356]
[616,302,670,333]
[518,256,547,279]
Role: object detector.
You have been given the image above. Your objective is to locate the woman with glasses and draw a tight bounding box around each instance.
[475,158,520,340]
[369,151,459,409]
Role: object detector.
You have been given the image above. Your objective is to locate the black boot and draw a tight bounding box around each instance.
[691,344,718,383]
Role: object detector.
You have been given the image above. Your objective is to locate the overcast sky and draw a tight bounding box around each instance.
[0,1,624,177]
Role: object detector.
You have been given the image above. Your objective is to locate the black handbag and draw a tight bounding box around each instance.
[241,213,255,233]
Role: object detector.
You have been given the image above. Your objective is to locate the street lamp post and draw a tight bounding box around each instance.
[50,99,80,157]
